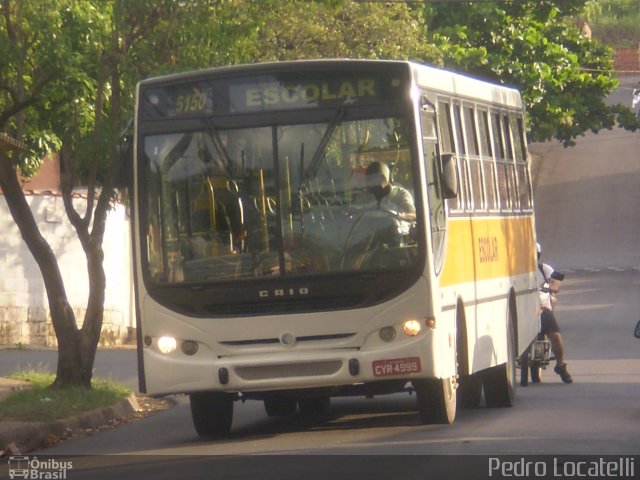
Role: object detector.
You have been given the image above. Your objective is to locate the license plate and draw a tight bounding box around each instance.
[372,357,421,377]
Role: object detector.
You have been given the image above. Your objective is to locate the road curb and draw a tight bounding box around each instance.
[0,394,140,454]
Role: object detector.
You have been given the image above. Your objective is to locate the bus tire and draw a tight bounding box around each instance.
[264,395,297,416]
[298,396,331,417]
[414,377,456,424]
[483,312,517,407]
[189,391,234,437]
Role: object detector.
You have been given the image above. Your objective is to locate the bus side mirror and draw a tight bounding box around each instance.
[440,153,458,199]
[634,320,640,339]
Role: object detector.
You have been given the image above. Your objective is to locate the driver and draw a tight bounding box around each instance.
[365,161,416,222]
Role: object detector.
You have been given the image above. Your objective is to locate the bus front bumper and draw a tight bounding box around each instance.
[142,331,454,396]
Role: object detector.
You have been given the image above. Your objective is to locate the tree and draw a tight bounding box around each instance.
[0,0,95,387]
[0,0,205,388]
[246,0,441,63]
[424,0,639,146]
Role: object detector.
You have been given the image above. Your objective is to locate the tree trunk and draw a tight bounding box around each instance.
[0,153,93,388]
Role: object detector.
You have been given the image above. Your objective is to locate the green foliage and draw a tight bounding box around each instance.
[246,0,441,63]
[0,0,92,175]
[426,0,638,146]
[0,370,130,422]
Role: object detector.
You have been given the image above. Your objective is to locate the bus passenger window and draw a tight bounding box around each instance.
[457,157,471,212]
[516,163,532,210]
[469,159,484,211]
[502,114,514,160]
[453,105,466,155]
[483,160,498,211]
[421,101,446,269]
[478,110,492,157]
[496,161,511,211]
[491,113,505,159]
[511,116,526,163]
[437,101,454,154]
[464,106,479,156]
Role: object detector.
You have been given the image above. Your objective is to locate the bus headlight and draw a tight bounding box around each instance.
[157,336,177,354]
[403,320,422,336]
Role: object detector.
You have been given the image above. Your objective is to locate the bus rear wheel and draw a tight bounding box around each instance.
[414,377,456,424]
[189,391,234,437]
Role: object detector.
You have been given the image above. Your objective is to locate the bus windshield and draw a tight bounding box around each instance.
[143,115,419,284]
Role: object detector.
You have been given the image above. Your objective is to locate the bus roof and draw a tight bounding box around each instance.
[138,59,522,109]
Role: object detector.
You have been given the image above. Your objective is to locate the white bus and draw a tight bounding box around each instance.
[131,60,540,436]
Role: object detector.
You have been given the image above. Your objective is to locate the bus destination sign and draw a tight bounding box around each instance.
[140,71,406,119]
[230,77,389,112]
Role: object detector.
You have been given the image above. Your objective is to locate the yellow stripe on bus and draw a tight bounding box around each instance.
[439,215,536,287]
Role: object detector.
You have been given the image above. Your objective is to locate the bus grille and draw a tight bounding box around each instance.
[219,332,355,346]
[235,361,342,380]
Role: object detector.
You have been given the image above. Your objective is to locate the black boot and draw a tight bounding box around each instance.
[554,363,573,383]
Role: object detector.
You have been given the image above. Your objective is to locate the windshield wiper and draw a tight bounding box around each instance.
[299,106,346,190]
[203,117,235,178]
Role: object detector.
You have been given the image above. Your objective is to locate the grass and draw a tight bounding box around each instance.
[0,370,131,423]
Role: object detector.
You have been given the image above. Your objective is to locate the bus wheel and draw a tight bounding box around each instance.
[483,316,516,407]
[189,391,234,437]
[414,377,456,424]
[264,395,297,416]
[298,396,331,417]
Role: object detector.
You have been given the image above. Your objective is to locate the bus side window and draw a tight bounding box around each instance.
[451,104,470,211]
[491,112,511,211]
[469,159,484,211]
[478,110,497,211]
[438,99,463,213]
[502,114,518,212]
[421,96,446,269]
[437,100,454,154]
[483,160,498,211]
[464,105,484,210]
[491,112,505,160]
[512,116,532,210]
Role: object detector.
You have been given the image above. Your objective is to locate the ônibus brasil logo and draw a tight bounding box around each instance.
[8,456,73,480]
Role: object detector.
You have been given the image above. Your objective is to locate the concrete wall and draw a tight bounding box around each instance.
[0,192,134,347]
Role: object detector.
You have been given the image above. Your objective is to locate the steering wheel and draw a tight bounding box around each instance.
[339,208,402,269]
